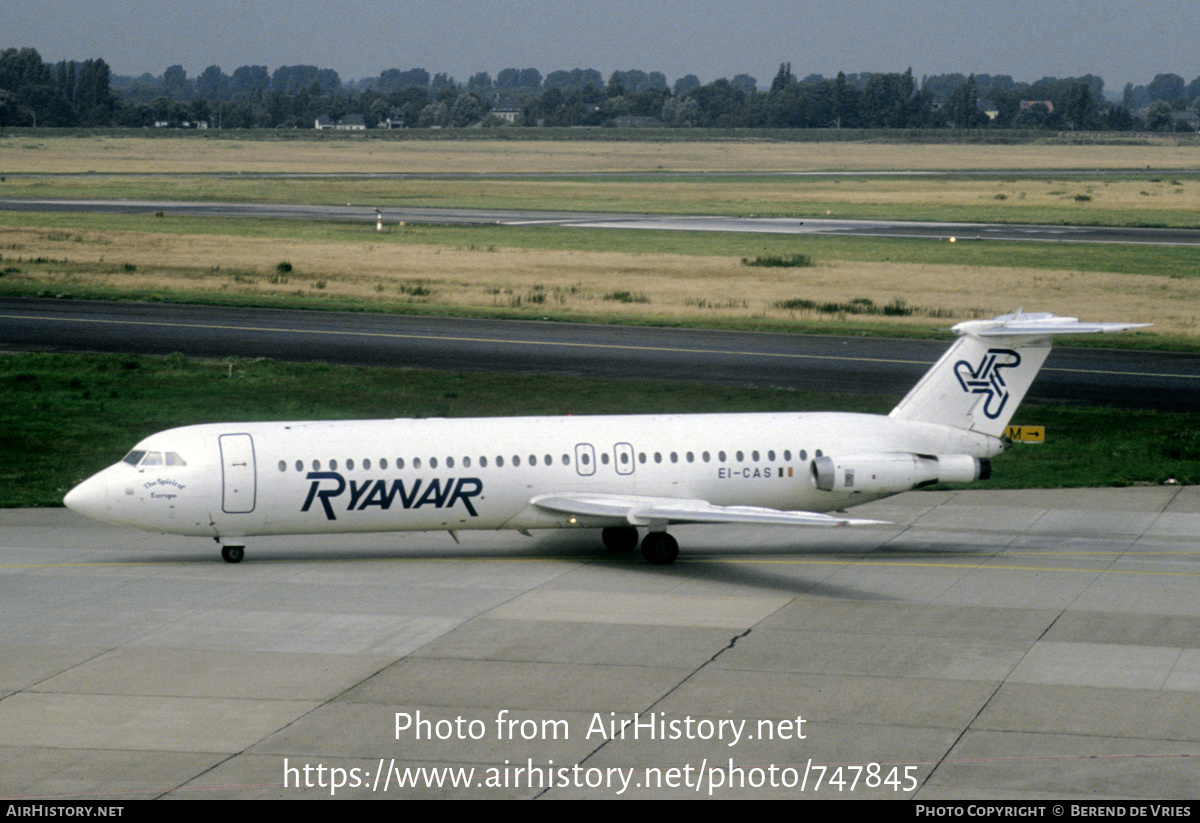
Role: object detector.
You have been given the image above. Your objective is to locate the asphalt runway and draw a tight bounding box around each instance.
[4,197,1200,246]
[2,486,1198,799]
[3,297,1198,412]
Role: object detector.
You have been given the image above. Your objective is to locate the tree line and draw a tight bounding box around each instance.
[3,46,1199,132]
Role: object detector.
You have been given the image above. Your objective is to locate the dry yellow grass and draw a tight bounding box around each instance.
[5,136,1200,175]
[3,226,1189,336]
[757,176,1200,211]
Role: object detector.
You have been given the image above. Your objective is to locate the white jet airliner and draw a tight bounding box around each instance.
[64,311,1146,565]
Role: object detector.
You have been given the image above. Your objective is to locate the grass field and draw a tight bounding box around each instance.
[6,135,1200,226]
[5,134,1200,174]
[0,215,1193,340]
[2,135,1197,342]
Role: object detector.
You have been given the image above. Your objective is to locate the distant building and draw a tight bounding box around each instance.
[490,98,524,123]
[153,120,208,129]
[1019,100,1054,114]
[314,114,366,130]
[377,110,406,129]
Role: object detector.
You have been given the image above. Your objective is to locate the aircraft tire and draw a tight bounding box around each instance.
[221,545,245,564]
[640,532,678,566]
[602,526,639,553]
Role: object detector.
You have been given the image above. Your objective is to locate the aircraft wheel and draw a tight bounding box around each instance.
[221,545,245,564]
[602,526,639,553]
[640,532,679,566]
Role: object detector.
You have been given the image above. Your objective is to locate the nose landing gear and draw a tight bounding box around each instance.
[213,536,245,564]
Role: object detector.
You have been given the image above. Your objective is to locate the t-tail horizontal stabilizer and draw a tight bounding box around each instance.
[888,311,1149,439]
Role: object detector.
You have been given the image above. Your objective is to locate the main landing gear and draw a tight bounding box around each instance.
[602,527,679,565]
[601,526,638,553]
[639,532,679,566]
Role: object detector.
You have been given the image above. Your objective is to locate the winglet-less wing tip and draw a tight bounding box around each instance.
[835,517,890,527]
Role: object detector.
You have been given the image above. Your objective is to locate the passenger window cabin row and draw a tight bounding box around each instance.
[276,448,821,474]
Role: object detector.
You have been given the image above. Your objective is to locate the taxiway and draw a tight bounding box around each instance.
[2,487,1198,798]
[2,297,1196,411]
[3,197,1200,246]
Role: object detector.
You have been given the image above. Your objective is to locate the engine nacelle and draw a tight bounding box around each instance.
[812,453,988,494]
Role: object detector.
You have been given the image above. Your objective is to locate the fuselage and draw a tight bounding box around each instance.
[64,411,1001,541]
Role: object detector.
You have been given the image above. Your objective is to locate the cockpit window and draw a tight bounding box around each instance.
[122,450,186,468]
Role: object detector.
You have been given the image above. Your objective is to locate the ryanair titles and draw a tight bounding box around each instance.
[301,471,483,520]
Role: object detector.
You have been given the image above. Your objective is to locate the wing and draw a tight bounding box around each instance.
[530,493,886,528]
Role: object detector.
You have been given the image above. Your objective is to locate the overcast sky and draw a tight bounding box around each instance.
[7,1,1198,92]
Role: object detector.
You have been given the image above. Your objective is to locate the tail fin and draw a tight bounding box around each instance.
[889,311,1149,438]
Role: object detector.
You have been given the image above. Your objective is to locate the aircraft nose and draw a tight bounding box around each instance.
[64,472,109,520]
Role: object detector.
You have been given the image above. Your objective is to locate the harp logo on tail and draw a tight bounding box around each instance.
[955,348,1021,420]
